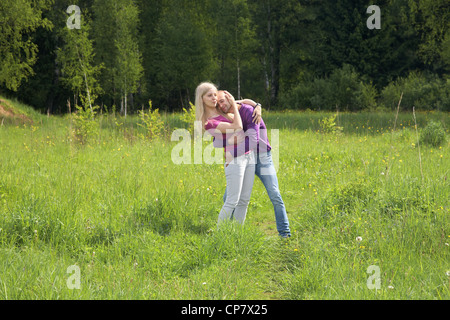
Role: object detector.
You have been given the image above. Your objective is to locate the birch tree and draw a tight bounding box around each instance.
[56,9,103,111]
[113,0,143,117]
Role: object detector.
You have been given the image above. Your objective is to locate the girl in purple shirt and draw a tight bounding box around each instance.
[195,82,256,225]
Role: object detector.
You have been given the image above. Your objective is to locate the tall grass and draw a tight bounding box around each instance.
[0,101,448,299]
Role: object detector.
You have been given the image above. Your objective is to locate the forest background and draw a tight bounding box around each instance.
[1,0,449,115]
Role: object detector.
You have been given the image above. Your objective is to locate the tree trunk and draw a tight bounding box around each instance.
[266,3,279,107]
[124,91,128,118]
[120,94,124,115]
[237,56,241,99]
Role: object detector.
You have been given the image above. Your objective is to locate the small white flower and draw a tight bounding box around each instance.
[155,198,158,202]
[388,285,394,290]
[356,236,363,242]
[202,282,207,285]
[445,271,450,277]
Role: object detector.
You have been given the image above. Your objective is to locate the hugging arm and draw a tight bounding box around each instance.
[237,98,262,124]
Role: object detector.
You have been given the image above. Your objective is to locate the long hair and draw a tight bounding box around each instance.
[195,82,218,126]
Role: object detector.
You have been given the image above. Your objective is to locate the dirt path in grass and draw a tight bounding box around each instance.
[0,99,33,124]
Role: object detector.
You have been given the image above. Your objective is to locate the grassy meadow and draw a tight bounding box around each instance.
[0,96,449,300]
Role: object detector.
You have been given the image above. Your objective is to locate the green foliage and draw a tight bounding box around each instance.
[419,121,447,147]
[71,104,99,145]
[281,65,377,111]
[408,0,450,66]
[56,9,103,111]
[380,71,450,111]
[137,100,164,140]
[149,0,217,108]
[113,0,144,116]
[319,114,343,135]
[180,102,197,135]
[3,0,450,113]
[0,0,53,91]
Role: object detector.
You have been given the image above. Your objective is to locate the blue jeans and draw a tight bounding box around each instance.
[223,150,291,237]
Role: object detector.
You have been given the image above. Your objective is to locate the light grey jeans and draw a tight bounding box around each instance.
[218,151,256,225]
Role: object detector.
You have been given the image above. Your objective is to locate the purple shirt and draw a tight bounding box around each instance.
[208,103,271,156]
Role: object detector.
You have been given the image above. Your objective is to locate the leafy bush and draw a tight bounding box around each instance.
[71,105,99,145]
[180,102,196,135]
[419,121,446,147]
[281,64,378,111]
[380,71,449,111]
[319,114,343,134]
[138,100,164,140]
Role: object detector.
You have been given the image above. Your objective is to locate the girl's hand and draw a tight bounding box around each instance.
[225,151,234,167]
[223,91,236,109]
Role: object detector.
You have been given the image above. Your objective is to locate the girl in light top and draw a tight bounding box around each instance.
[195,82,256,225]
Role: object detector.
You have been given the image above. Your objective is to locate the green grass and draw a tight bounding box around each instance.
[0,99,449,300]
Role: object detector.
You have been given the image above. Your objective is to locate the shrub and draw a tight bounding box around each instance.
[281,64,378,111]
[319,114,343,134]
[71,105,99,145]
[419,121,446,147]
[138,100,164,140]
[180,102,196,135]
[380,71,449,111]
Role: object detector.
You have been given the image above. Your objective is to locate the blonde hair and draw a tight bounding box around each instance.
[195,82,218,126]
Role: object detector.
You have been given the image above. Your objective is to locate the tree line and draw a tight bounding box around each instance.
[0,0,449,114]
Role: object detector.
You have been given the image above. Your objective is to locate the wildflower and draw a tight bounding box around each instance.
[388,285,394,290]
[446,271,450,277]
[356,236,363,242]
